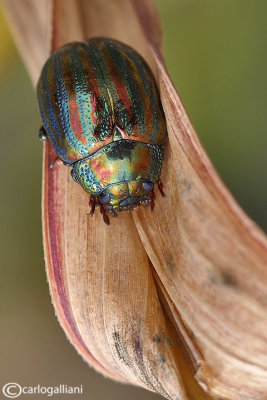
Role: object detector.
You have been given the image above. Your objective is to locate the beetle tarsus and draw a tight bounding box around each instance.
[157,178,166,197]
[103,214,110,225]
[88,197,110,225]
[95,197,99,208]
[99,205,110,225]
[100,205,106,215]
[89,195,96,216]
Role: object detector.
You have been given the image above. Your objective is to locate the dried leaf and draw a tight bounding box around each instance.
[3,1,267,399]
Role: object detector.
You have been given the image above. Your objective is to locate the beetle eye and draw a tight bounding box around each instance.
[99,193,110,204]
[142,181,154,191]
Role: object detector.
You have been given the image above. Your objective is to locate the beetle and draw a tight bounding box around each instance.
[37,37,167,225]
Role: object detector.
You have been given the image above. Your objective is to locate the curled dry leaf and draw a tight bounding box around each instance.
[3,0,267,399]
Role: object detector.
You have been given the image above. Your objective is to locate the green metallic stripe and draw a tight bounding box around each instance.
[82,40,113,121]
[119,42,166,142]
[100,38,166,143]
[114,41,153,132]
[53,46,78,160]
[81,41,114,140]
[128,47,161,137]
[54,45,89,159]
[94,39,135,130]
[69,44,99,142]
[89,40,127,129]
[93,39,125,111]
[48,53,65,140]
[37,56,68,160]
[102,39,146,131]
[113,39,166,144]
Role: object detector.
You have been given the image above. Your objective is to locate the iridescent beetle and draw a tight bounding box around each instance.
[37,38,167,225]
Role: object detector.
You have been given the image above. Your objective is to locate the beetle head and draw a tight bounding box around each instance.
[97,180,154,211]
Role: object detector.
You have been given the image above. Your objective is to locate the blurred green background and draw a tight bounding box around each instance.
[0,1,266,399]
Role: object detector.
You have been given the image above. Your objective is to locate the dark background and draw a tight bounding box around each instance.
[0,1,266,399]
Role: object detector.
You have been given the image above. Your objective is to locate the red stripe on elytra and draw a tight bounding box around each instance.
[78,44,102,101]
[61,47,87,146]
[90,94,98,125]
[122,50,152,136]
[68,96,87,145]
[102,46,133,122]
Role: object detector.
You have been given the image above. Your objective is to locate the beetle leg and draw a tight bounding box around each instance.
[89,195,96,216]
[95,197,99,208]
[38,126,48,141]
[103,214,110,225]
[157,178,166,197]
[100,205,110,225]
[49,156,62,169]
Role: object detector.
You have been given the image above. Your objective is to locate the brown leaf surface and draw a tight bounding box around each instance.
[3,0,267,399]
